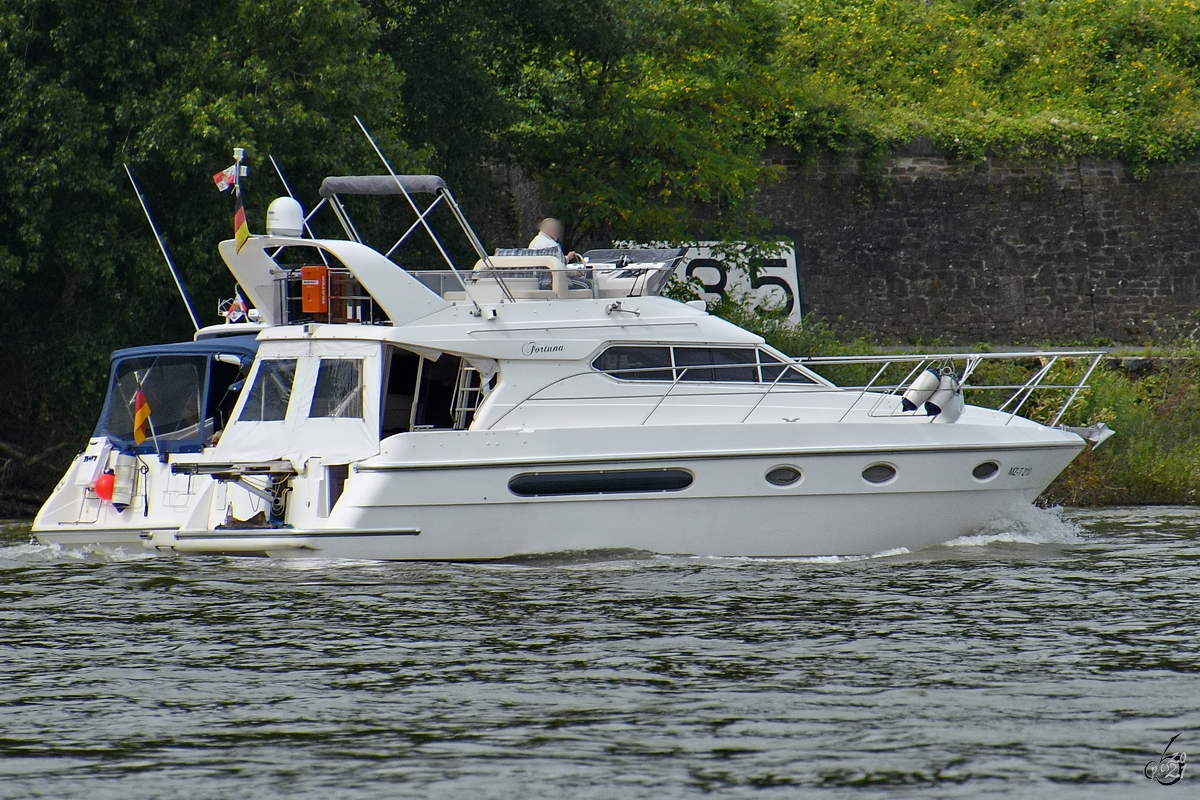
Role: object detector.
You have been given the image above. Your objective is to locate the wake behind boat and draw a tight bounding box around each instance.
[32,166,1112,559]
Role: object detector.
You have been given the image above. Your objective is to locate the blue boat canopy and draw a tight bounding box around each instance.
[110,335,260,364]
[95,336,261,454]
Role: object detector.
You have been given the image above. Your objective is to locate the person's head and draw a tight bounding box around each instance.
[538,217,563,242]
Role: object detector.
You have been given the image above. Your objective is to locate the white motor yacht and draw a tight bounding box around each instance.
[33,173,1112,559]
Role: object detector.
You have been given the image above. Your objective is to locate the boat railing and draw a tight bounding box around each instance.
[505,350,1106,429]
[793,350,1107,427]
[409,264,676,301]
[275,267,389,325]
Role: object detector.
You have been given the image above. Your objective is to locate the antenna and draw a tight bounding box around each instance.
[352,116,487,316]
[123,164,202,332]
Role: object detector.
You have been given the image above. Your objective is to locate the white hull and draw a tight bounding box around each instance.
[159,488,1049,560]
[36,426,1083,559]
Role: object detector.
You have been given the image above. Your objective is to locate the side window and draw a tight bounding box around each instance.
[592,346,673,381]
[310,359,364,419]
[239,359,297,421]
[674,348,757,382]
[759,351,816,384]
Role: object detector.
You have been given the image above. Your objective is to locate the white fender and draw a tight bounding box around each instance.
[111,452,138,511]
[925,374,964,423]
[901,369,942,412]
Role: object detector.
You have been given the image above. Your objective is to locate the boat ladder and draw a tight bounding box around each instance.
[452,365,489,429]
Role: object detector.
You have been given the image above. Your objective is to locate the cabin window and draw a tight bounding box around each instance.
[381,346,465,436]
[101,356,206,445]
[508,468,693,497]
[674,347,758,382]
[239,359,297,422]
[592,345,816,384]
[591,346,673,381]
[310,359,364,419]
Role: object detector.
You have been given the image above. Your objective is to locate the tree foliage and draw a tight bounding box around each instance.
[495,0,783,248]
[0,0,781,511]
[772,0,1200,165]
[4,0,1200,512]
[0,0,410,508]
[375,0,783,249]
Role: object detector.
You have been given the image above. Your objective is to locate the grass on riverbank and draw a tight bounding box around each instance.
[714,299,1200,507]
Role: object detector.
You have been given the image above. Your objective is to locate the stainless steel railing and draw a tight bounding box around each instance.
[489,350,1106,429]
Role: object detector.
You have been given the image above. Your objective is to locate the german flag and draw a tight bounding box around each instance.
[233,186,250,252]
[133,389,152,445]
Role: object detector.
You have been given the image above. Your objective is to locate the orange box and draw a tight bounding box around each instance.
[300,265,328,314]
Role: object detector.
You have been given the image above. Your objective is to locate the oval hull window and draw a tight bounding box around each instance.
[972,461,1000,481]
[765,466,802,486]
[862,463,897,484]
[509,468,693,497]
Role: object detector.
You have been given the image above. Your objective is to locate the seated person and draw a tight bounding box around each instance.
[529,217,583,264]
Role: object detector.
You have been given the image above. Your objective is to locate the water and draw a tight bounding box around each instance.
[2,507,1198,798]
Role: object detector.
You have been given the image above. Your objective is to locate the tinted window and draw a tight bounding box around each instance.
[766,466,802,486]
[310,359,364,418]
[674,347,758,382]
[972,461,1000,480]
[759,351,816,384]
[240,360,297,421]
[592,346,673,381]
[508,469,693,496]
[863,464,897,484]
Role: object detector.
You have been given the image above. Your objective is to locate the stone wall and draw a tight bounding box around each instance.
[759,144,1200,343]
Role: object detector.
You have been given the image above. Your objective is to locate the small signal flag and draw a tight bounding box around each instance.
[212,164,237,192]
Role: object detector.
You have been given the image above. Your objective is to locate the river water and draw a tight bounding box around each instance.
[1,507,1197,799]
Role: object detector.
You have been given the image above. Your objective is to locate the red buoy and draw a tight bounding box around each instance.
[94,471,115,502]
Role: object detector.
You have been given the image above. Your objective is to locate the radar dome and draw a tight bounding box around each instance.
[266,196,304,237]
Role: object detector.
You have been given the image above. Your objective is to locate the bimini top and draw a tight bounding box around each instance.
[319,175,448,197]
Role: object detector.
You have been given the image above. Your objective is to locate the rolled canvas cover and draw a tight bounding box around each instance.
[319,175,448,197]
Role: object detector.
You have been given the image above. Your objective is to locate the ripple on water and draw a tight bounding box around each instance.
[0,510,1198,799]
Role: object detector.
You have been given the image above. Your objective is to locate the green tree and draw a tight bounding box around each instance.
[372,0,784,250]
[0,0,410,511]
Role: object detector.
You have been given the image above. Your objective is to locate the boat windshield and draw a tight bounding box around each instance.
[95,352,248,453]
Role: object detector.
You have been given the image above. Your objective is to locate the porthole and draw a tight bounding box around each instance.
[972,461,1000,481]
[862,463,897,484]
[765,466,802,486]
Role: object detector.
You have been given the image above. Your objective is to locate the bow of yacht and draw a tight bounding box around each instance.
[32,173,1110,559]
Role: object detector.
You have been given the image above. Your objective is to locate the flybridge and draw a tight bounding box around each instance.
[219,170,689,329]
